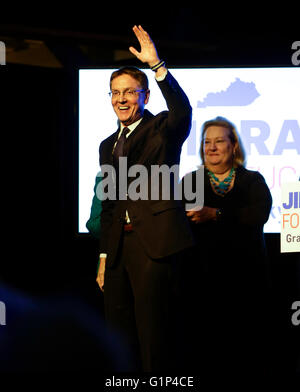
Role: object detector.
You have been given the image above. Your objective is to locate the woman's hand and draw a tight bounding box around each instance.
[129,25,160,68]
[186,206,217,224]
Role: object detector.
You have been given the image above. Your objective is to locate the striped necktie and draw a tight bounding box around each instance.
[113,127,130,164]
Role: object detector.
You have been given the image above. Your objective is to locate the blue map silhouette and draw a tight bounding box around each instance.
[197,78,260,108]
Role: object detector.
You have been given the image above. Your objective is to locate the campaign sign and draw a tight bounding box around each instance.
[79,67,300,233]
[281,182,300,253]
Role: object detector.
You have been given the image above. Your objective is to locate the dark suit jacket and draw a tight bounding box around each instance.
[181,165,273,295]
[99,71,195,267]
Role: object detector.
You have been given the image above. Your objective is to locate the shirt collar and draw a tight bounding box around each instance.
[120,117,143,137]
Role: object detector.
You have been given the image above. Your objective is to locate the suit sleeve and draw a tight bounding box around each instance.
[86,175,102,238]
[156,71,192,143]
[98,141,115,254]
[221,172,272,226]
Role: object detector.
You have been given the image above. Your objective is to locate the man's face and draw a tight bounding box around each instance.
[110,74,149,126]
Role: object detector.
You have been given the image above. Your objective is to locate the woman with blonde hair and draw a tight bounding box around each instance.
[181,116,273,377]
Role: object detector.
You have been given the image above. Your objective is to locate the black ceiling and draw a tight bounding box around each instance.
[0,10,299,68]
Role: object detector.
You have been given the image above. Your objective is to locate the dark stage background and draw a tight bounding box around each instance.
[1,12,299,383]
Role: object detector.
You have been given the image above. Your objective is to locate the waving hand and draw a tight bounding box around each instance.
[129,25,161,68]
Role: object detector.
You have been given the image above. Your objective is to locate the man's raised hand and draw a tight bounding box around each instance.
[129,25,160,68]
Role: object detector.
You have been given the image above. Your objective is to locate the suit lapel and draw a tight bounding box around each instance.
[103,110,154,165]
[124,110,154,162]
[103,129,119,165]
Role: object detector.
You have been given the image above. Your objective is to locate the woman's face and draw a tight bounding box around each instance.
[203,126,236,170]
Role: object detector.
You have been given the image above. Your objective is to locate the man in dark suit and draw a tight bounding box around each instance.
[96,25,194,371]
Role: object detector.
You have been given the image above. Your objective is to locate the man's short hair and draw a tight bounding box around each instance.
[110,66,149,91]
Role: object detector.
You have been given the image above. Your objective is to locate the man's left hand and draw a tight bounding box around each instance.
[129,25,160,68]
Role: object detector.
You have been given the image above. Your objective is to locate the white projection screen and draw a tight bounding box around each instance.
[78,67,300,233]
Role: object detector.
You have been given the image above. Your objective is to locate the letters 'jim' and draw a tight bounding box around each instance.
[283,192,300,209]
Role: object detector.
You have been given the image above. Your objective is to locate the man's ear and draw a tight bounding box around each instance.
[144,89,150,105]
